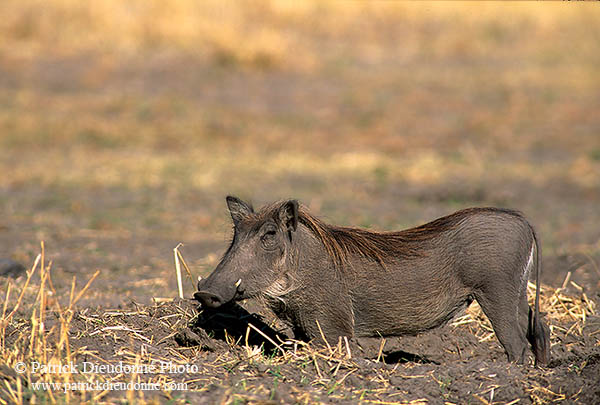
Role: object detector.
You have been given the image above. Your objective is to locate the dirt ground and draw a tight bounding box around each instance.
[3,281,597,404]
[1,2,600,404]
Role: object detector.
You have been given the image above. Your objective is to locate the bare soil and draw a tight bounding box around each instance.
[50,285,599,404]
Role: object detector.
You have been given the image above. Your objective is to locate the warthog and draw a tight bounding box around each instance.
[195,197,550,365]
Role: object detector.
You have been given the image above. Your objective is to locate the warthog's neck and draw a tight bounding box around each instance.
[294,224,346,275]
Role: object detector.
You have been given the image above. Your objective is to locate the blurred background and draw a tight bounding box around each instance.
[1,1,599,303]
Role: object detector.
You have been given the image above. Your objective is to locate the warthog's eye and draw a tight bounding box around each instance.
[261,228,278,249]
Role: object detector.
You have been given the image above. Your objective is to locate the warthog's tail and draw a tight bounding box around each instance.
[527,227,551,366]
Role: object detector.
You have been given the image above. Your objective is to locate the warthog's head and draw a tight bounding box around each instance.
[194,196,299,308]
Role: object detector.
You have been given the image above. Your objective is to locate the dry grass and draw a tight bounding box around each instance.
[1,1,599,231]
[1,1,598,246]
[452,281,598,345]
[1,1,597,64]
[0,244,197,404]
[1,0,599,158]
[0,243,102,403]
[4,147,599,191]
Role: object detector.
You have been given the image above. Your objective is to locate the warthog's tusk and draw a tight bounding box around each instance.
[235,278,242,288]
[198,275,202,281]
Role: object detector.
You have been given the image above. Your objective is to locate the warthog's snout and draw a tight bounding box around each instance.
[195,275,242,308]
[194,290,225,308]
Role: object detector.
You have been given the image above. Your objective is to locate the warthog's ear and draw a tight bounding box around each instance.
[226,196,253,225]
[278,200,299,233]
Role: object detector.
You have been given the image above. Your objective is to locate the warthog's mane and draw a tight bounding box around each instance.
[296,206,447,267]
[257,202,524,269]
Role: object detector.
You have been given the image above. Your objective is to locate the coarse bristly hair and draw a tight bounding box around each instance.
[253,201,524,269]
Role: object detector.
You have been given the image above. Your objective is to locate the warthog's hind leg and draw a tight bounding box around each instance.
[474,288,528,364]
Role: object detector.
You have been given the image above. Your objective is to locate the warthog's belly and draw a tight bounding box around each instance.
[353,295,473,336]
[350,275,473,337]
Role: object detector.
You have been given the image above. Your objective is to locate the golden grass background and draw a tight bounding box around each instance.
[2,1,598,187]
[1,1,598,286]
